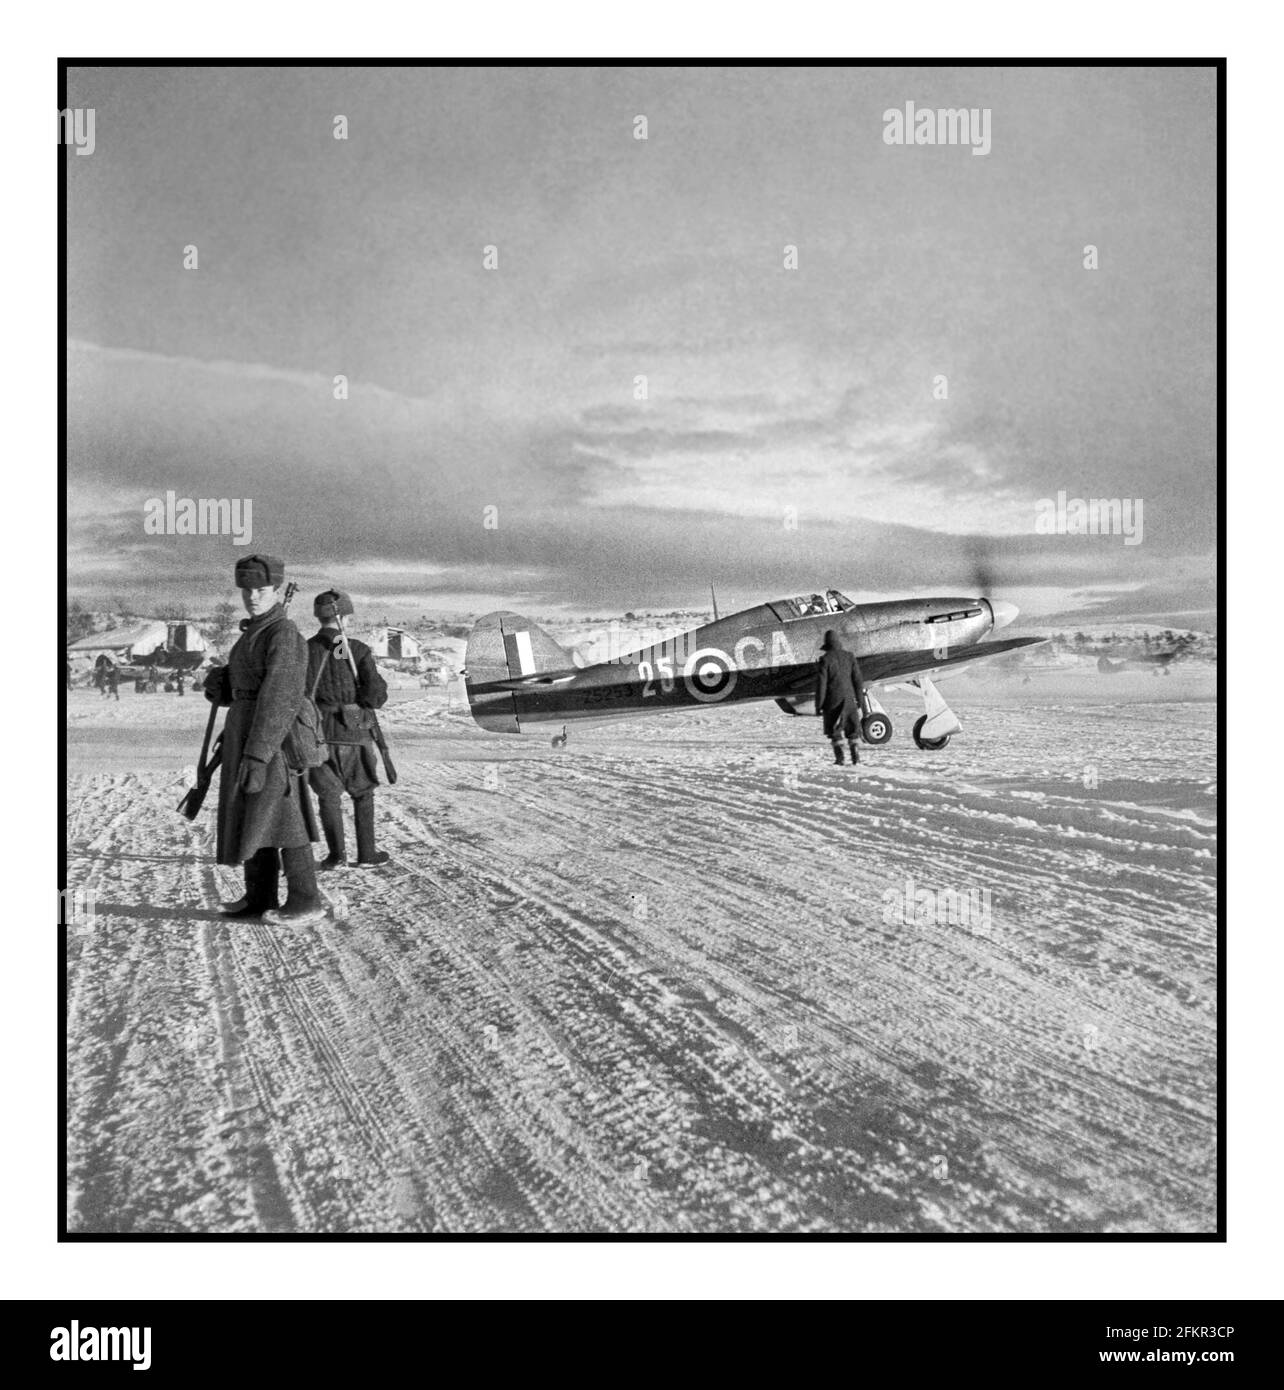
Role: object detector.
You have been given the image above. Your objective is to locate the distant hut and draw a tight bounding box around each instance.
[366,625,422,668]
[66,620,168,671]
[162,620,209,657]
[66,618,210,674]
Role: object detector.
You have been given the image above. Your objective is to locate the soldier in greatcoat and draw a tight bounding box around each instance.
[306,589,391,869]
[815,629,867,765]
[203,554,323,923]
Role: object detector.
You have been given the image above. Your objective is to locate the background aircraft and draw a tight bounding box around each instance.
[1097,649,1181,675]
[465,587,1044,749]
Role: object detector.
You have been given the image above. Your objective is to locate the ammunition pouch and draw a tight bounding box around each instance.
[322,703,377,747]
[282,661,332,771]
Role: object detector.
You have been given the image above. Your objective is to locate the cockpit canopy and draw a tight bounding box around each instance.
[778,589,856,619]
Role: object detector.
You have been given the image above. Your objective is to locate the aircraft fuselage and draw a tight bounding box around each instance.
[465,593,1019,732]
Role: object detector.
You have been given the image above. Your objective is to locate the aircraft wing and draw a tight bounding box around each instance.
[773,636,1047,696]
[859,636,1047,686]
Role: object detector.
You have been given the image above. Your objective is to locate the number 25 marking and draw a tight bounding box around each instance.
[638,658,675,698]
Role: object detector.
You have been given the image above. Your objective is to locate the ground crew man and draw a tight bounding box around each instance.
[815,628,867,765]
[306,589,391,869]
[203,554,324,923]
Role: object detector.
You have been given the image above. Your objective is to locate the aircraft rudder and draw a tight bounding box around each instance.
[464,611,573,732]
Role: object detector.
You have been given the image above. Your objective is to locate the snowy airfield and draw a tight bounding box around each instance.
[64,664,1217,1234]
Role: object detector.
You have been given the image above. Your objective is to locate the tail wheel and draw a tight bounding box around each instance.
[861,712,893,746]
[913,715,950,750]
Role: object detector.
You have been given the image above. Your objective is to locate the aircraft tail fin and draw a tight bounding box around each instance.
[464,611,574,732]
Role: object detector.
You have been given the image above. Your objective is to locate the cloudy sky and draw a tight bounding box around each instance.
[66,65,1218,625]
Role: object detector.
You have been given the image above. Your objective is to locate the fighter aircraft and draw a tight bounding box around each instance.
[1097,649,1182,676]
[464,587,1044,749]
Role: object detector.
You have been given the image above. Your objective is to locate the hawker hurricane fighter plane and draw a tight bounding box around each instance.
[465,588,1045,749]
[1097,647,1186,676]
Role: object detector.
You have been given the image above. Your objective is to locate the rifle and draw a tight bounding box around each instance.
[336,611,398,784]
[177,701,223,819]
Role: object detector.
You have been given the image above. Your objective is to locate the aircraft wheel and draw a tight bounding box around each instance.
[861,712,893,746]
[912,715,950,751]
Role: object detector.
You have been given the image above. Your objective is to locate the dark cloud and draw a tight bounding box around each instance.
[66,67,1217,619]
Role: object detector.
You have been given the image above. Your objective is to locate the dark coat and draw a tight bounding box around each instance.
[209,604,313,865]
[306,630,388,800]
[815,648,866,739]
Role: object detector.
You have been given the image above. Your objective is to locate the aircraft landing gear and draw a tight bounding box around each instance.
[911,677,962,751]
[913,715,950,750]
[860,698,894,746]
[858,691,894,745]
[861,712,893,745]
[551,726,569,749]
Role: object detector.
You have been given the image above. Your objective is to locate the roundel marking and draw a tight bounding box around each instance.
[683,646,738,703]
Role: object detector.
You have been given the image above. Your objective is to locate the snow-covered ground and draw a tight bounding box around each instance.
[64,664,1217,1233]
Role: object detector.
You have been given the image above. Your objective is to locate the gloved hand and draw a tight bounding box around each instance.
[238,756,268,794]
[203,667,226,704]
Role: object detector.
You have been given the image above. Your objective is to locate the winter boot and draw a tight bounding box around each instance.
[263,846,327,924]
[317,794,346,870]
[354,793,390,867]
[847,740,861,765]
[220,847,281,919]
[831,740,846,765]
